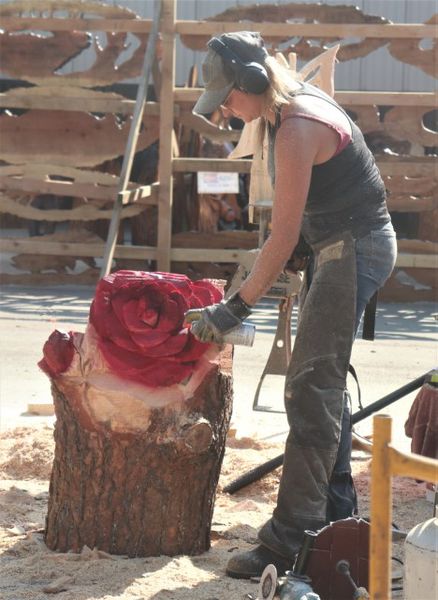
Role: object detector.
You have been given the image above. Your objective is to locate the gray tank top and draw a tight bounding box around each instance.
[267,83,390,245]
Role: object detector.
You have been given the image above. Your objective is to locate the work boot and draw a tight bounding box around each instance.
[226,544,293,579]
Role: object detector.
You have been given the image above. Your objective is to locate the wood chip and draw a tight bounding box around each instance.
[26,527,45,536]
[80,544,93,557]
[42,575,74,593]
[50,553,81,562]
[97,549,116,560]
[6,525,26,536]
[27,403,55,416]
[79,545,114,560]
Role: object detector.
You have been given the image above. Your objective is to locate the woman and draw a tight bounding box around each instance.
[185,31,397,579]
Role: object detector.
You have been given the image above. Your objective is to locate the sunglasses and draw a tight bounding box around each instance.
[219,88,236,112]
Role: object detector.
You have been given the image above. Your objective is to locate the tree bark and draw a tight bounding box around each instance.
[44,347,233,557]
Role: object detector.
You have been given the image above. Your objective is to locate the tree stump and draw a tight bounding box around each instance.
[41,271,233,557]
[44,345,232,557]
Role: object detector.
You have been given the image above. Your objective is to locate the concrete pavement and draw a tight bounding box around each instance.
[0,285,436,452]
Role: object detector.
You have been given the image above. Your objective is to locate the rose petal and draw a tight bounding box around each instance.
[130,329,171,350]
[136,360,192,387]
[157,295,184,332]
[175,331,209,362]
[99,339,150,370]
[111,290,135,324]
[99,340,193,387]
[122,299,159,332]
[138,303,159,328]
[38,330,74,377]
[152,272,192,294]
[141,330,189,358]
[90,299,138,352]
[90,281,136,349]
[192,280,223,305]
[113,270,155,288]
[169,289,190,317]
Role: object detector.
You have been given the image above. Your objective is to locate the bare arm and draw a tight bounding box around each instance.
[238,117,329,306]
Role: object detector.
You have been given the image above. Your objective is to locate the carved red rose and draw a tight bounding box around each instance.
[87,270,222,387]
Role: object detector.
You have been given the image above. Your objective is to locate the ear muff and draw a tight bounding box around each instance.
[208,37,269,95]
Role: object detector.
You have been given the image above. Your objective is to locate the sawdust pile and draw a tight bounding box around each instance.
[0,427,54,480]
[0,425,432,600]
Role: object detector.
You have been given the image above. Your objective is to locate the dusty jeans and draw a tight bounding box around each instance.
[259,224,397,558]
[327,222,397,520]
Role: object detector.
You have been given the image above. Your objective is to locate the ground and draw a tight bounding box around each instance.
[0,286,436,599]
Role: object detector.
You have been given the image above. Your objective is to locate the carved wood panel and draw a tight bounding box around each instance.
[388,15,437,78]
[0,0,436,287]
[0,0,150,86]
[348,105,437,149]
[179,2,436,77]
[0,109,159,167]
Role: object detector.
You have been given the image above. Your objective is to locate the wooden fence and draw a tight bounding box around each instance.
[0,0,436,298]
[369,414,437,599]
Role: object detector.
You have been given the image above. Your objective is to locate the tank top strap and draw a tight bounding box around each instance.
[289,82,354,125]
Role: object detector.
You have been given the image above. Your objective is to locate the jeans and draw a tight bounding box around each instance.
[327,221,397,520]
[355,221,397,334]
[259,225,398,556]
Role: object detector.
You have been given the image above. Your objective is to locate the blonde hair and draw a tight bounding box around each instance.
[257,55,300,142]
[263,55,300,112]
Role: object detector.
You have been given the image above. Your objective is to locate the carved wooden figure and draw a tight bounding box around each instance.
[42,272,233,557]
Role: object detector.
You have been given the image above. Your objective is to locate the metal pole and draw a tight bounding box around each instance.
[223,372,429,494]
[351,373,427,424]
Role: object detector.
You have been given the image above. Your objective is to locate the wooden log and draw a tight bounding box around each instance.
[41,271,233,557]
[45,345,232,557]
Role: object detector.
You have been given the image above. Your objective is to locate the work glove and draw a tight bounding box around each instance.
[185,292,252,344]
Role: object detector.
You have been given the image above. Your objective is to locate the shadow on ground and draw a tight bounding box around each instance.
[0,285,436,341]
